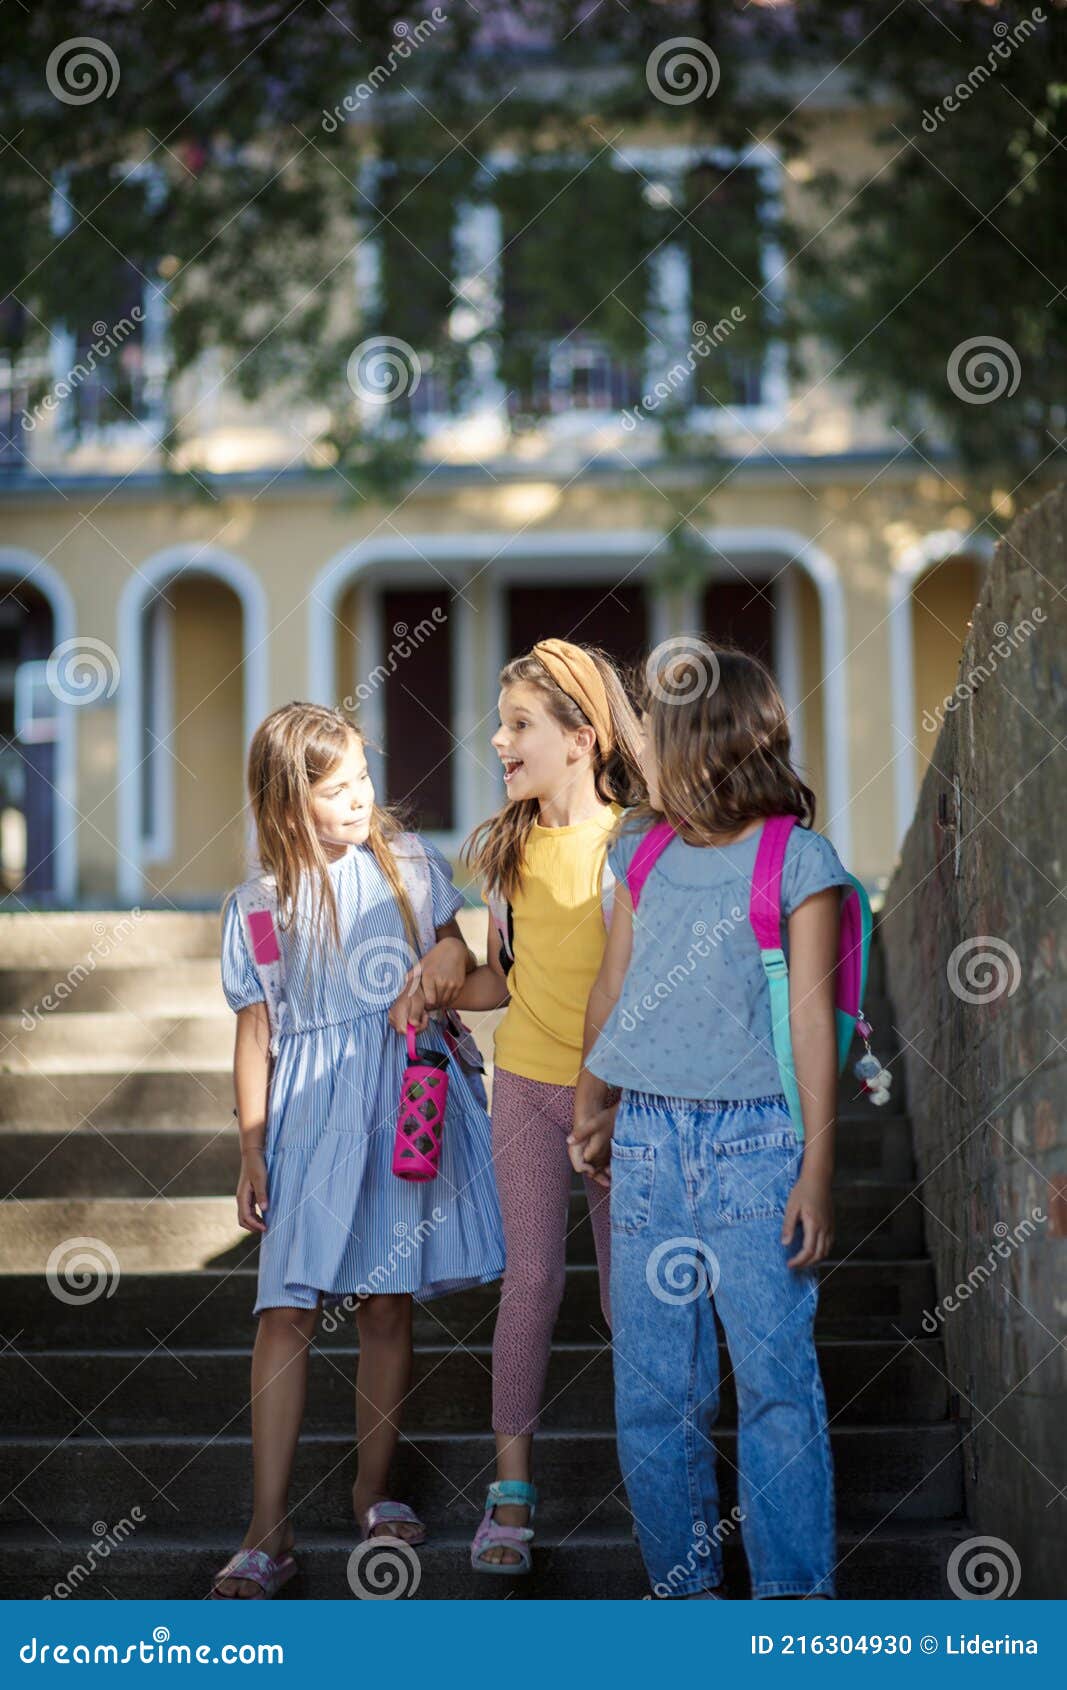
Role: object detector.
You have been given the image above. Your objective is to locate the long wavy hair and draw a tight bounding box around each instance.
[463,644,647,903]
[223,703,420,965]
[623,638,815,846]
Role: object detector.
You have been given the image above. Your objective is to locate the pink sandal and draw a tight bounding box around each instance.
[209,1546,298,1599]
[359,1501,427,1545]
[470,1480,536,1575]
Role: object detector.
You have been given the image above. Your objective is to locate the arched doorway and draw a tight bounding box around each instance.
[0,553,77,903]
[309,528,849,859]
[890,532,992,846]
[118,549,268,903]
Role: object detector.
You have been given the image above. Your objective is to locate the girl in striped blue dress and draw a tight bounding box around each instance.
[210,703,504,1599]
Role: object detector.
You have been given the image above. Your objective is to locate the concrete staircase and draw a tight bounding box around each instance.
[0,909,971,1599]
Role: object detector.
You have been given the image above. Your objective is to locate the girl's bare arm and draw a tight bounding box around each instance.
[233,1001,271,1232]
[452,909,512,1011]
[782,886,840,1267]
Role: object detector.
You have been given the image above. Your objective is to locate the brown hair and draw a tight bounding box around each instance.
[627,637,815,844]
[224,702,420,968]
[462,643,646,903]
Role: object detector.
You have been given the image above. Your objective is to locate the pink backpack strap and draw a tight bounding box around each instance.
[748,815,798,950]
[626,819,677,909]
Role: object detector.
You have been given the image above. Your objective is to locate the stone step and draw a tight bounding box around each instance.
[0,1425,965,1531]
[1,1259,939,1347]
[0,1520,971,1601]
[0,1071,235,1133]
[0,962,229,1018]
[1,1115,915,1198]
[0,1068,906,1135]
[3,1338,952,1437]
[0,1013,234,1070]
[0,1183,925,1275]
[0,911,225,966]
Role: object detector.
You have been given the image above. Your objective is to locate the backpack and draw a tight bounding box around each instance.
[232,833,486,1093]
[625,815,889,1144]
[486,859,617,977]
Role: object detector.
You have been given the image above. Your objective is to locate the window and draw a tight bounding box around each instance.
[497,161,654,419]
[683,162,769,410]
[50,170,164,440]
[370,162,471,418]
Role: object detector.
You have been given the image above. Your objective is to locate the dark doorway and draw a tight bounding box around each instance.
[0,584,56,897]
[506,582,648,678]
[379,588,454,831]
[702,577,775,669]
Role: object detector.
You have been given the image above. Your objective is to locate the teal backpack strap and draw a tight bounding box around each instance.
[748,816,806,1144]
[761,950,807,1145]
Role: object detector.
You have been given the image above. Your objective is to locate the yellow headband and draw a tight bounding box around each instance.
[532,638,613,756]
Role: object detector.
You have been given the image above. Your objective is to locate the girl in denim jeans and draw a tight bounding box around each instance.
[570,641,851,1600]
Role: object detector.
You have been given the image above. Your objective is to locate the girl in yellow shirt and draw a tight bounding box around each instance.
[454,638,645,1573]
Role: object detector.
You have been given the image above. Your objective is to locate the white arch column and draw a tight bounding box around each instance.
[117,546,269,902]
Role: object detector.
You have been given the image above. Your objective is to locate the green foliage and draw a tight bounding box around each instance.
[2,0,1061,517]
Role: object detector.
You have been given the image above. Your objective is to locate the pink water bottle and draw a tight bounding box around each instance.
[392,1024,448,1182]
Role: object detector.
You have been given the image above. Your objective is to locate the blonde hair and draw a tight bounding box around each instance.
[224,702,420,968]
[462,643,646,903]
[627,638,814,845]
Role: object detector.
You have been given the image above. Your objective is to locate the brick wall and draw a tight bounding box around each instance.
[882,485,1067,1597]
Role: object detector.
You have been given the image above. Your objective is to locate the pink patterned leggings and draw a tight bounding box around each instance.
[489,1066,612,1436]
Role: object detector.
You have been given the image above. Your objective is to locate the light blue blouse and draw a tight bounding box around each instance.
[586,818,854,1103]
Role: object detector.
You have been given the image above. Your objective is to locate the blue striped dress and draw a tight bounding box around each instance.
[220,837,505,1315]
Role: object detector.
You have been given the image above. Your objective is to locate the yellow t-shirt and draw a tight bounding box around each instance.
[488,802,623,1087]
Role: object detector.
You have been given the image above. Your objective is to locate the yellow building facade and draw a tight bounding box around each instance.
[0,104,1001,905]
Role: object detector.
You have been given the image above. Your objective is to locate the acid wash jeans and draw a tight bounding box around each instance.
[609,1088,836,1599]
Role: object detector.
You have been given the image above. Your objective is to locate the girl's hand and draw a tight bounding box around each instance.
[389,983,428,1034]
[237,1148,269,1234]
[419,935,470,1010]
[568,1086,620,1189]
[567,1116,615,1188]
[782,1173,834,1268]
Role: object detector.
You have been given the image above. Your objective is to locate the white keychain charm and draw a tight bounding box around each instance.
[853,1020,893,1108]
